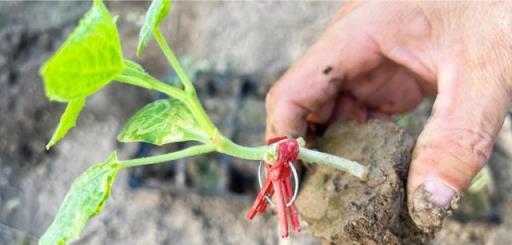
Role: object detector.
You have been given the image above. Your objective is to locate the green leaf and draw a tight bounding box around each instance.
[40,0,124,102]
[39,152,121,245]
[118,98,209,145]
[468,166,492,193]
[137,0,171,56]
[46,98,86,150]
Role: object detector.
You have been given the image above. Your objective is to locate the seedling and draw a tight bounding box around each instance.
[38,0,368,244]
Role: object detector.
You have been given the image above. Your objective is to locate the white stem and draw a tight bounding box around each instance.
[298,147,369,181]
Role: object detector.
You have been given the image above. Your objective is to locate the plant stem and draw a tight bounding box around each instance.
[120,144,216,168]
[183,96,217,136]
[298,147,368,180]
[215,136,271,160]
[117,64,217,135]
[153,27,194,94]
[117,64,369,181]
[115,73,186,101]
[152,28,218,135]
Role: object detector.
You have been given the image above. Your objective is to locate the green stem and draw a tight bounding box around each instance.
[120,144,216,168]
[116,63,369,180]
[115,70,186,101]
[122,61,217,136]
[183,96,217,136]
[298,147,368,180]
[151,29,218,134]
[115,66,253,164]
[153,27,194,93]
[215,136,271,160]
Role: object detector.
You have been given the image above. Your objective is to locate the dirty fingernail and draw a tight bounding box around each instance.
[423,180,455,206]
[409,180,461,232]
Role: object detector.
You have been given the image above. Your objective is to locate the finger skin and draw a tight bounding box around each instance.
[406,1,512,202]
[408,61,509,198]
[265,3,383,139]
[265,2,434,140]
[406,47,511,229]
[343,61,424,113]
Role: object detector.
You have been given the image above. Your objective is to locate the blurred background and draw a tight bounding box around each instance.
[1,1,512,245]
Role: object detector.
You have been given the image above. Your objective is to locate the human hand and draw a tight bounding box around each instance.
[265,1,512,230]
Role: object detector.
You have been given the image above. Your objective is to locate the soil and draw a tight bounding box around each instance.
[296,120,432,244]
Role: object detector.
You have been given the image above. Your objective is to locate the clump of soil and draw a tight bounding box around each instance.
[296,120,433,244]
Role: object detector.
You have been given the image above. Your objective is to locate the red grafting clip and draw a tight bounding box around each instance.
[246,136,301,238]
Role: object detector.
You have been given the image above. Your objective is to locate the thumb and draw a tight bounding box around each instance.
[407,62,510,231]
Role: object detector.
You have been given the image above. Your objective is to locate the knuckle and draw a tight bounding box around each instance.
[424,128,496,190]
[442,128,494,169]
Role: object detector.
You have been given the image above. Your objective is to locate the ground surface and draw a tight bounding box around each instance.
[1,1,512,245]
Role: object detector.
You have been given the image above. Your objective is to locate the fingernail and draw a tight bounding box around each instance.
[409,180,461,232]
[423,180,455,207]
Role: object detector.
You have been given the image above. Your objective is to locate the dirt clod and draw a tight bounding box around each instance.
[296,120,433,244]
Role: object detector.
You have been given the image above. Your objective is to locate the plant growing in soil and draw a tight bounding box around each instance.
[39,0,368,244]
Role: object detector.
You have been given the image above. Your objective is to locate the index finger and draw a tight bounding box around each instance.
[265,6,383,139]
